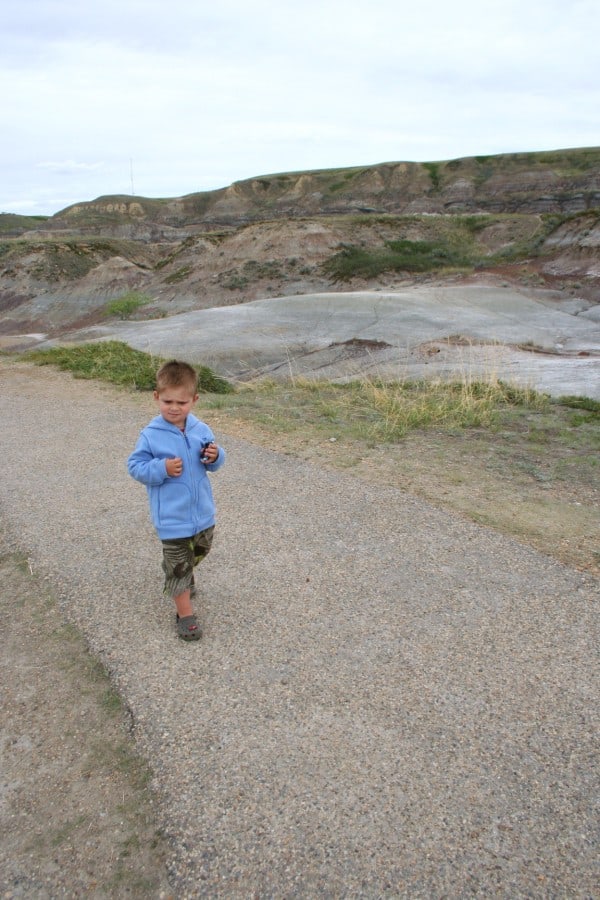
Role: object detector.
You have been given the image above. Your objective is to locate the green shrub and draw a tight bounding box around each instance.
[105,291,150,320]
[23,341,233,393]
[558,395,600,414]
[195,364,234,394]
[423,162,441,191]
[323,239,471,281]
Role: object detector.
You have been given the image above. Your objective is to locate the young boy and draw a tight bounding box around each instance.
[128,360,226,641]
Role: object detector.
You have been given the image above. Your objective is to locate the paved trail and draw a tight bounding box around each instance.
[1,362,598,897]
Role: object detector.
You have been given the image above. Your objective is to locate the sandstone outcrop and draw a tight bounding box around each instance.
[1,148,598,343]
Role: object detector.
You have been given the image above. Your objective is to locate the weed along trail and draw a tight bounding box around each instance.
[1,360,598,897]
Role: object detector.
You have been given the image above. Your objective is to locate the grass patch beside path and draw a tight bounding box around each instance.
[201,376,552,441]
[22,341,233,393]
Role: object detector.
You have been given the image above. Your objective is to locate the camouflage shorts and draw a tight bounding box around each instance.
[161,526,215,599]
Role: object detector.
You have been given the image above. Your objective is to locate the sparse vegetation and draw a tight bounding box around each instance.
[219,259,287,290]
[154,235,198,270]
[0,212,48,234]
[323,238,472,281]
[320,208,594,281]
[202,374,551,441]
[163,264,193,284]
[559,395,600,413]
[0,236,152,282]
[243,259,285,279]
[222,271,250,291]
[105,290,150,319]
[30,242,107,281]
[423,161,442,191]
[22,341,234,393]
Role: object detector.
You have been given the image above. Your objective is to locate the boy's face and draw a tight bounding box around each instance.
[154,386,198,429]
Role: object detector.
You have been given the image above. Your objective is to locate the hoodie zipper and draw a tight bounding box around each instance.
[182,427,202,528]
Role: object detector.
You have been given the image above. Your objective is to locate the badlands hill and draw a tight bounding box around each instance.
[0,147,599,343]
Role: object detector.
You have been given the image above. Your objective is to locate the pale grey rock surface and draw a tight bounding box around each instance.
[52,286,600,399]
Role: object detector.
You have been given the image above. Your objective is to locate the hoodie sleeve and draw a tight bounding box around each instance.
[127,433,168,485]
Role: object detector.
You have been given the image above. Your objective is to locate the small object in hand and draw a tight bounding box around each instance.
[200,440,212,462]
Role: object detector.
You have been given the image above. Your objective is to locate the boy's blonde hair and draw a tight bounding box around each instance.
[155,360,198,394]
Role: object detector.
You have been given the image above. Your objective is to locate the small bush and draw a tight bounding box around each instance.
[195,364,234,394]
[423,162,441,191]
[221,272,249,291]
[105,291,150,320]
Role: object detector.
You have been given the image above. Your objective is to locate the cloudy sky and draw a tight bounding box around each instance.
[2,0,598,216]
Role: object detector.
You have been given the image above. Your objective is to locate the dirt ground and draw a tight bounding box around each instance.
[0,534,173,897]
[0,366,597,896]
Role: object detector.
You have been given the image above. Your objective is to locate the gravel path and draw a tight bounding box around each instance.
[1,362,598,898]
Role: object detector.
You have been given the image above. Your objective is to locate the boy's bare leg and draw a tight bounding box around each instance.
[173,588,194,619]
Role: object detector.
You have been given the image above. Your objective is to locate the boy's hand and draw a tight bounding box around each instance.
[166,457,183,477]
[200,442,218,464]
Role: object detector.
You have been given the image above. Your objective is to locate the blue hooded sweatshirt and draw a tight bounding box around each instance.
[127,413,225,540]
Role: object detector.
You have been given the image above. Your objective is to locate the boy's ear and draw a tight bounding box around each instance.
[193,393,199,403]
[153,390,159,401]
